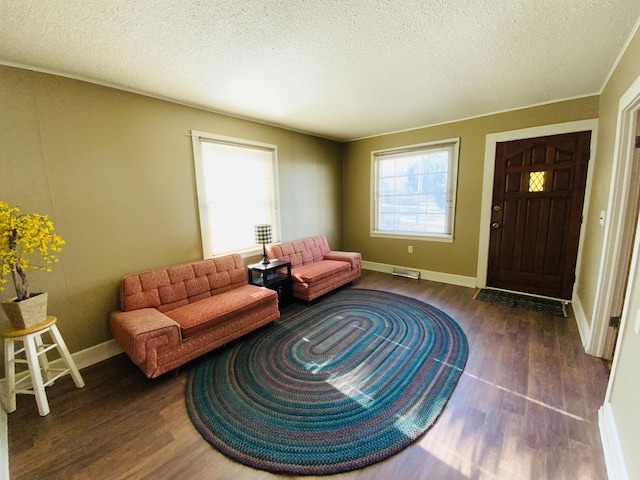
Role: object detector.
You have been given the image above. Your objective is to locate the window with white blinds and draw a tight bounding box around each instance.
[191,131,280,257]
[371,138,459,242]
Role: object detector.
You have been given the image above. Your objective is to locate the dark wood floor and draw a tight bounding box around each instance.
[7,270,610,479]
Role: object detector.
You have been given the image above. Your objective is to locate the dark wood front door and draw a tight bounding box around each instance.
[487,131,591,300]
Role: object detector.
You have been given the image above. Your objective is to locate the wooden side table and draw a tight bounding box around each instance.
[247,259,293,308]
[1,316,84,416]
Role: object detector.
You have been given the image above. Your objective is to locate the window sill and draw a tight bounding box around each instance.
[370,231,454,243]
[208,246,263,260]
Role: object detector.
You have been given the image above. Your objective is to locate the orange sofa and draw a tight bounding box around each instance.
[110,254,279,378]
[267,236,361,303]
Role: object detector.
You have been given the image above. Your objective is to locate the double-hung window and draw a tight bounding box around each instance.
[371,138,460,242]
[191,131,280,258]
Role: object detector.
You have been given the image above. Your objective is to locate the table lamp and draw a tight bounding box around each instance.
[254,224,272,264]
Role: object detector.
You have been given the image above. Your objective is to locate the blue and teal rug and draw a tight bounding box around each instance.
[185,288,468,475]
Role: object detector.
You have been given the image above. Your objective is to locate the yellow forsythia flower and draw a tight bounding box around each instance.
[0,201,65,297]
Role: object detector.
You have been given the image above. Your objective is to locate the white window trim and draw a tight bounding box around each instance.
[370,138,460,243]
[191,130,281,258]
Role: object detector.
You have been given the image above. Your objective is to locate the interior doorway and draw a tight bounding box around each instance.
[589,74,640,359]
[600,113,640,361]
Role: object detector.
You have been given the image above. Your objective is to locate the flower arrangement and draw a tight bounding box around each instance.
[0,201,65,302]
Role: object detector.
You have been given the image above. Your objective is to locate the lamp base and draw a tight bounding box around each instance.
[261,255,270,265]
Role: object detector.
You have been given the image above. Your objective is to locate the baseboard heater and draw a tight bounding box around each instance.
[392,267,420,280]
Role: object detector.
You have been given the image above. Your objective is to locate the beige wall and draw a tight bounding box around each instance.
[0,66,342,369]
[592,27,640,478]
[342,97,598,278]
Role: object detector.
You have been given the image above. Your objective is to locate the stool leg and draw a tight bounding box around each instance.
[35,333,52,382]
[49,325,84,388]
[3,337,16,413]
[23,335,50,416]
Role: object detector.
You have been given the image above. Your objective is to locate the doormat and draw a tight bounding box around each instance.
[474,289,567,317]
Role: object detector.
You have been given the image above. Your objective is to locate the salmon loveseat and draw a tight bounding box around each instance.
[110,254,279,378]
[267,236,361,303]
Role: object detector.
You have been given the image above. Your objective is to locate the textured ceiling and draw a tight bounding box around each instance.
[1,1,640,141]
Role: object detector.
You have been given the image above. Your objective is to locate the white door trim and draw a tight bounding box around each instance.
[589,74,640,357]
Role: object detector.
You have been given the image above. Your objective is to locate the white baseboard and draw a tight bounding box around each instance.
[599,403,630,480]
[69,339,124,371]
[571,294,592,350]
[362,260,477,288]
[0,339,123,480]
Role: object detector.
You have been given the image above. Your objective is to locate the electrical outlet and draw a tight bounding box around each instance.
[408,245,413,253]
[635,308,640,335]
[599,210,606,226]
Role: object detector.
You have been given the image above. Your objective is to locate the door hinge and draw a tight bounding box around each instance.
[635,136,640,148]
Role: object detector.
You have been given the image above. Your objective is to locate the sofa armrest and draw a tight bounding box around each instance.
[110,308,182,368]
[324,251,362,270]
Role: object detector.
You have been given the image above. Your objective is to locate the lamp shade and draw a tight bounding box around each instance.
[254,224,272,244]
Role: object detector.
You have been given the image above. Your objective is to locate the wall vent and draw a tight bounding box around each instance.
[392,267,420,280]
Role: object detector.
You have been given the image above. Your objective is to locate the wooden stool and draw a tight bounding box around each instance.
[1,316,84,416]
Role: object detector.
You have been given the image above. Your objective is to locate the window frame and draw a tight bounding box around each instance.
[370,138,460,243]
[191,130,281,258]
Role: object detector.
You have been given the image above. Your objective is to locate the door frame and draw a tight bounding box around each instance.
[476,119,599,301]
[590,75,640,359]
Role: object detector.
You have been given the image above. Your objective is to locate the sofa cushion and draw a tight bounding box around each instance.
[120,254,248,311]
[268,235,331,267]
[158,282,188,305]
[165,285,276,339]
[193,255,247,294]
[123,289,161,311]
[291,260,351,284]
[324,251,362,269]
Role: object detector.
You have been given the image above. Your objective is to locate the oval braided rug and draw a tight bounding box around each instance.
[185,288,468,475]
